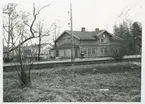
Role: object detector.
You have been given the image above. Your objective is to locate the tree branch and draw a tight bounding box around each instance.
[36,4,50,15]
[3,25,8,32]
[4,36,36,54]
[4,3,50,54]
[30,15,36,37]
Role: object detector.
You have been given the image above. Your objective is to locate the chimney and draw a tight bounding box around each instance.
[81,27,86,32]
[95,28,99,31]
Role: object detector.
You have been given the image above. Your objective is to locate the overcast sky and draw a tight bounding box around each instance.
[2,0,144,44]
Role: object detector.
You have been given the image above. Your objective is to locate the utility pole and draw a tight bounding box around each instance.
[70,3,74,63]
[54,22,57,41]
[38,28,42,61]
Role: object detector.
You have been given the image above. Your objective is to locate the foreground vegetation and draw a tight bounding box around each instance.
[3,62,141,102]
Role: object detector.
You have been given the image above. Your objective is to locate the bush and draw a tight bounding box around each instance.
[113,56,124,61]
[3,57,13,63]
[111,47,125,61]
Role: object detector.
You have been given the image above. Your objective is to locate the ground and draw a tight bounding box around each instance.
[3,61,141,102]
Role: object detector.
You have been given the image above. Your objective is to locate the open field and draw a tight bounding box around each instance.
[3,62,141,102]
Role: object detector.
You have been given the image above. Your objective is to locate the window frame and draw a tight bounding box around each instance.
[88,48,92,55]
[100,38,104,43]
[92,48,96,55]
[100,47,104,53]
[83,49,87,55]
[100,34,106,43]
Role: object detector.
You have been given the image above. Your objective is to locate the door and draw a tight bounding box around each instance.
[56,50,59,57]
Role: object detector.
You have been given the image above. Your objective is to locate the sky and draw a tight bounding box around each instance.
[2,0,144,44]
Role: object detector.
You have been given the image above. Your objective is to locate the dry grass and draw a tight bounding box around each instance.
[3,62,141,102]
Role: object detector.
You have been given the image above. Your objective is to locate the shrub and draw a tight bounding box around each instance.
[111,46,125,61]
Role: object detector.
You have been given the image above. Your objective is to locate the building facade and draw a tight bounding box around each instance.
[51,27,123,58]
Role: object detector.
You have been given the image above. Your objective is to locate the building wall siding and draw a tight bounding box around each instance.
[79,33,121,57]
[53,31,122,58]
[58,49,74,58]
[59,50,64,57]
[80,45,111,57]
[56,32,80,47]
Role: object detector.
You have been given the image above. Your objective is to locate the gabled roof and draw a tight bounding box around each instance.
[65,30,102,40]
[55,29,123,42]
[102,30,123,41]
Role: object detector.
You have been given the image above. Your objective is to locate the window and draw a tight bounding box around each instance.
[83,49,87,54]
[104,48,108,53]
[102,34,106,38]
[100,47,108,54]
[100,34,105,43]
[88,48,91,55]
[100,47,104,53]
[92,48,96,54]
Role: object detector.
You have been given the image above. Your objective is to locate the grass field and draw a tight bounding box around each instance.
[3,61,141,102]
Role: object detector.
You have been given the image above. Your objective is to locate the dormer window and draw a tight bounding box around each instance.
[102,34,105,38]
[100,34,105,43]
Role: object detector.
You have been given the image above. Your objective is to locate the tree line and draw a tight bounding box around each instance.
[113,21,142,55]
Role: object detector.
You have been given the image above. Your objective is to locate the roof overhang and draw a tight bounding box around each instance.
[51,43,79,50]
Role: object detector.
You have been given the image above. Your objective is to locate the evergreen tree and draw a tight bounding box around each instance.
[113,21,132,55]
[131,22,142,54]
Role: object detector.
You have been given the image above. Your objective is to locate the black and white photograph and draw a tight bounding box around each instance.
[2,0,143,102]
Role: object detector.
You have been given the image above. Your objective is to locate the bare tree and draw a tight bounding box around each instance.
[35,20,50,61]
[35,21,60,61]
[12,41,38,87]
[3,3,50,87]
[3,3,50,54]
[3,3,18,61]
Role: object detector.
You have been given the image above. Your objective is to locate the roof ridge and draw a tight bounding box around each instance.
[66,30,104,32]
[57,29,123,41]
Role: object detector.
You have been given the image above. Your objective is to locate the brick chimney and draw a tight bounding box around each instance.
[81,27,86,32]
[95,28,99,31]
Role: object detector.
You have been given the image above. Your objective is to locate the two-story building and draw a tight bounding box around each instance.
[51,27,123,58]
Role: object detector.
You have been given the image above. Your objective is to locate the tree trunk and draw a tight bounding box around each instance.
[20,71,31,86]
[7,13,11,61]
